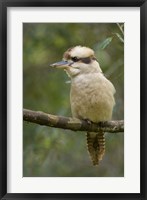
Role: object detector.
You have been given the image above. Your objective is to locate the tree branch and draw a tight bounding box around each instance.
[23,109,124,133]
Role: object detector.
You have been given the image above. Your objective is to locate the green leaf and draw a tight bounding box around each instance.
[98,37,113,50]
[114,33,124,43]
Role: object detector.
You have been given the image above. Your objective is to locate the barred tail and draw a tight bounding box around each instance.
[86,131,105,165]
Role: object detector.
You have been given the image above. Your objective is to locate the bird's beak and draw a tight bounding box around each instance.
[50,60,73,69]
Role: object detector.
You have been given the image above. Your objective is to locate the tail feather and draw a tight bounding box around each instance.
[87,131,105,165]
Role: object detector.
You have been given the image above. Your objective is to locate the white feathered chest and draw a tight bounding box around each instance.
[70,73,115,122]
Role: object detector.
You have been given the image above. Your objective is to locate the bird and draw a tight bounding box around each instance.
[50,45,115,165]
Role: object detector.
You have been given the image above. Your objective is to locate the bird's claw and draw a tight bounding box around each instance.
[84,119,92,125]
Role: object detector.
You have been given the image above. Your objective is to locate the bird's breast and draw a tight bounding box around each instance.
[70,73,115,122]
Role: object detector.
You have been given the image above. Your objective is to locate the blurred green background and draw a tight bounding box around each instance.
[23,23,124,177]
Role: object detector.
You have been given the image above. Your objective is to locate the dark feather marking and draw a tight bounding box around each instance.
[81,57,91,64]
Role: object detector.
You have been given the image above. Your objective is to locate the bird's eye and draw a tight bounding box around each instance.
[71,57,79,62]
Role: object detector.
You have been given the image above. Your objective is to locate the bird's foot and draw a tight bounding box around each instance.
[84,118,92,125]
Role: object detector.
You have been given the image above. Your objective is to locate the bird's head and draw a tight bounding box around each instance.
[50,46,102,78]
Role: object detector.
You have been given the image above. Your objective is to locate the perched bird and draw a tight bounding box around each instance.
[50,46,115,165]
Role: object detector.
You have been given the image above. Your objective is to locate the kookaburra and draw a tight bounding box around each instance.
[51,46,115,165]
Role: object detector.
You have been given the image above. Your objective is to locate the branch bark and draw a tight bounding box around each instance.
[23,109,124,133]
